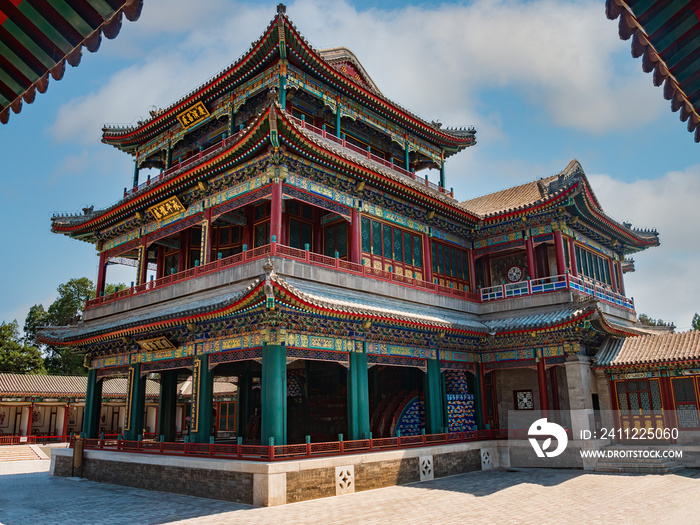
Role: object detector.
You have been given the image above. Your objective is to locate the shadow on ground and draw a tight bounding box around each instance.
[0,471,252,525]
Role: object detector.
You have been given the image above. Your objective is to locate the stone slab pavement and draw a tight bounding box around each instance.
[0,460,698,525]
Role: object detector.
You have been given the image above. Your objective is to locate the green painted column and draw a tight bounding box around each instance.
[82,368,103,439]
[279,75,287,108]
[158,370,178,442]
[132,160,140,188]
[124,364,146,441]
[191,355,214,443]
[404,144,410,171]
[424,358,445,434]
[228,108,235,136]
[237,369,250,440]
[261,344,286,445]
[347,347,370,440]
[473,364,484,430]
[335,105,342,138]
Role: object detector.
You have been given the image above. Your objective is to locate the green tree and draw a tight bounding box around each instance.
[22,278,128,375]
[692,313,700,331]
[638,313,674,327]
[23,304,48,349]
[0,321,46,374]
[46,277,95,326]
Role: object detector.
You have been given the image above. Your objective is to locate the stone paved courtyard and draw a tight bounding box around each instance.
[1,460,698,525]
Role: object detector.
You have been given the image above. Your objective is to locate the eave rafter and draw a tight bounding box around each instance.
[0,0,143,125]
[606,0,700,143]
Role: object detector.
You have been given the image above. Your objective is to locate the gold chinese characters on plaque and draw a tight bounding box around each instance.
[176,101,210,130]
[136,337,177,352]
[148,196,186,222]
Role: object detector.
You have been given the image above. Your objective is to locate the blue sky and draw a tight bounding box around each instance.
[0,0,698,330]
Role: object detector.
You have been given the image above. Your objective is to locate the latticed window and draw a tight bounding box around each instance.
[431,240,470,289]
[287,201,314,250]
[673,378,699,428]
[254,202,271,247]
[323,222,347,258]
[361,217,424,279]
[212,225,243,259]
[218,402,236,431]
[290,218,313,250]
[254,222,270,248]
[617,379,662,414]
[575,245,612,286]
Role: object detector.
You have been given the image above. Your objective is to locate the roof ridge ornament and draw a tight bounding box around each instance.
[277,3,286,14]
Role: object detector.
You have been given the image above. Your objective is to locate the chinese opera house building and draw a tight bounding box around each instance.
[37,4,677,502]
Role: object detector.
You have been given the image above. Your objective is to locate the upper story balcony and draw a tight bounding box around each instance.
[84,241,636,324]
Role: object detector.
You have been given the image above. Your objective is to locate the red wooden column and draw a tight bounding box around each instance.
[26,403,34,437]
[313,208,322,254]
[62,404,70,441]
[243,206,254,249]
[549,367,560,411]
[349,208,362,264]
[138,236,148,285]
[202,207,213,265]
[553,230,566,275]
[156,246,165,279]
[178,231,188,271]
[96,251,107,296]
[422,233,433,283]
[526,237,536,279]
[610,259,619,291]
[468,249,477,293]
[660,375,677,429]
[617,263,626,295]
[537,357,549,413]
[483,254,492,285]
[270,181,283,244]
[609,378,620,433]
[568,237,578,277]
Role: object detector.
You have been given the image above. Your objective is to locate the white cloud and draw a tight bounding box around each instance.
[50,0,665,144]
[41,0,695,329]
[589,166,700,330]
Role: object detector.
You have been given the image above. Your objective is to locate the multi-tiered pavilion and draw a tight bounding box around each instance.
[40,6,660,452]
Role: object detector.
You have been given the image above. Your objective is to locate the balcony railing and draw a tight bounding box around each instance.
[479,273,634,310]
[288,115,454,198]
[87,242,478,309]
[72,428,522,462]
[87,243,633,312]
[124,129,244,198]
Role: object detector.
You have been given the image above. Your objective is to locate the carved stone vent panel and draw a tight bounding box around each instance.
[335,465,355,495]
[481,448,494,470]
[419,455,434,481]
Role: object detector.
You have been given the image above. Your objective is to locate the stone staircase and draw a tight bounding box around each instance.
[595,445,685,474]
[0,445,43,462]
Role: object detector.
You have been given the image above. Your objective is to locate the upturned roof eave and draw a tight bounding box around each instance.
[100,12,475,151]
[52,106,275,235]
[100,15,281,145]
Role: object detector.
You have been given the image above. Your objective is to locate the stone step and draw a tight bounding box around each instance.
[0,445,42,462]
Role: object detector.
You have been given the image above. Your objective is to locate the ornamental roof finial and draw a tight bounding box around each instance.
[277,3,286,14]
